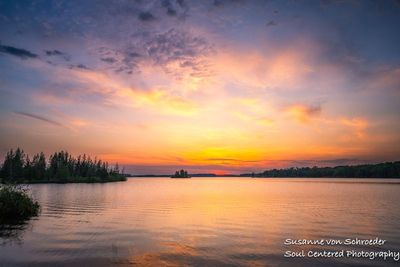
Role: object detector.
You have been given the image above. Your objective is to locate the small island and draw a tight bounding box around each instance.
[171,169,191,178]
[0,148,126,184]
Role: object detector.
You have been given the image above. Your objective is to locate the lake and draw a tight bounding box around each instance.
[1,178,400,267]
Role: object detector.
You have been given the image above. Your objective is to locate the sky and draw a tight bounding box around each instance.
[0,0,400,175]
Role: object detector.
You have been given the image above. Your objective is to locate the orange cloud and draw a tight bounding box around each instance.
[212,40,317,91]
[35,67,199,116]
[340,117,368,138]
[285,104,321,123]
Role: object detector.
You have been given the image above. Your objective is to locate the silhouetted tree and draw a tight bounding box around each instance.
[0,148,25,183]
[32,152,46,180]
[1,148,125,183]
[172,169,189,178]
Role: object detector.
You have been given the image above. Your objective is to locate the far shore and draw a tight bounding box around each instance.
[127,175,400,179]
[125,161,400,179]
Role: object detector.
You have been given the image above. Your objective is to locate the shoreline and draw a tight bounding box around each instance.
[0,177,127,184]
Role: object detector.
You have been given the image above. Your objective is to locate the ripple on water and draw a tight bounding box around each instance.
[1,178,400,267]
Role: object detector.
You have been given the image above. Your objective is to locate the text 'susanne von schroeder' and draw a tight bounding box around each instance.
[284,238,399,261]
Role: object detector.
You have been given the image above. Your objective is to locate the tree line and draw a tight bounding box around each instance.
[242,161,400,178]
[0,148,126,183]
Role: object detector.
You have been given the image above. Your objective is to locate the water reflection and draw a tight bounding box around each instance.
[0,221,32,246]
[0,178,399,267]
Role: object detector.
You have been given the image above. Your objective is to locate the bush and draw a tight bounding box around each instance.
[0,185,39,223]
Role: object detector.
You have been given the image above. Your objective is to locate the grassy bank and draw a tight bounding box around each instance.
[0,185,39,223]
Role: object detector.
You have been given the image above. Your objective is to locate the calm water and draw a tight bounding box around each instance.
[1,178,400,267]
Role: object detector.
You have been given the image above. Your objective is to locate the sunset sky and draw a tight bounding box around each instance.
[0,0,399,174]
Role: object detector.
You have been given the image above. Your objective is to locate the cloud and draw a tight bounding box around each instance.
[122,86,198,115]
[95,28,214,78]
[0,2,215,78]
[266,20,277,27]
[96,46,140,74]
[0,44,38,59]
[340,117,368,138]
[213,42,318,91]
[69,64,90,70]
[37,67,198,115]
[285,104,322,123]
[14,111,62,126]
[0,44,84,71]
[212,0,243,8]
[45,49,70,61]
[161,0,188,18]
[162,0,177,16]
[45,50,63,56]
[206,158,261,163]
[144,28,214,78]
[101,57,117,64]
[138,12,156,21]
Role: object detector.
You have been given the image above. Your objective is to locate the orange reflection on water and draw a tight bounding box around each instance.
[2,178,399,267]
